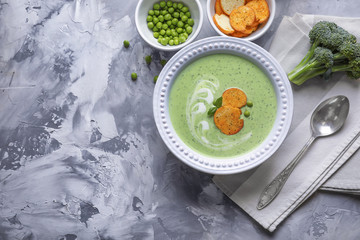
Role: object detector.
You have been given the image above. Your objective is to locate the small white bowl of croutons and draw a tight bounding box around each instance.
[206,0,275,41]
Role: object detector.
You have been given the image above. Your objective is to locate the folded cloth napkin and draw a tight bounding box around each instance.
[213,13,360,232]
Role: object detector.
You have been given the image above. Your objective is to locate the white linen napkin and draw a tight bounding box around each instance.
[213,13,360,232]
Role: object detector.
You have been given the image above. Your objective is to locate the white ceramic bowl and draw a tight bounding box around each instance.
[153,37,293,175]
[206,0,275,41]
[135,0,203,51]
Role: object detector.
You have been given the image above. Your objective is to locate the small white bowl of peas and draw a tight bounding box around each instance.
[135,0,203,51]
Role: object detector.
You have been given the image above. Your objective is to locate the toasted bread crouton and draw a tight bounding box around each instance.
[231,31,250,38]
[215,0,224,14]
[246,0,270,23]
[222,88,247,108]
[240,23,259,34]
[220,0,245,15]
[213,14,235,35]
[214,106,244,135]
[229,6,256,32]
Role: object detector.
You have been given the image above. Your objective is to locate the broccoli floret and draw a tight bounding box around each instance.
[288,21,360,85]
[308,21,336,45]
[314,47,334,68]
[338,42,360,60]
[322,27,357,51]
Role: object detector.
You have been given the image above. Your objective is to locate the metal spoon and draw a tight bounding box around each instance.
[257,95,350,210]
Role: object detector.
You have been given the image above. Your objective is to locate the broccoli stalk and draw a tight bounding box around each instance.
[288,47,334,85]
[287,21,360,85]
[332,57,360,79]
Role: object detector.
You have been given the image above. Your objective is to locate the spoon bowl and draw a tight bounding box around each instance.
[311,95,350,137]
[257,95,350,210]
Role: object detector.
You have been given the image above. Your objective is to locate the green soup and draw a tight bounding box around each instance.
[169,54,277,158]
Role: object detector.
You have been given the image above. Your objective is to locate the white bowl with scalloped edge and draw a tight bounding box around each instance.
[135,0,203,51]
[153,37,293,175]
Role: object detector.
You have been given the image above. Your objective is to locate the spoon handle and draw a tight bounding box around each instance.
[257,135,316,210]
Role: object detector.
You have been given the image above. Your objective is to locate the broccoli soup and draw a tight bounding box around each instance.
[169,53,277,158]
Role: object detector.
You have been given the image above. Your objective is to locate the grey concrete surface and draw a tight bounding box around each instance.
[0,0,359,239]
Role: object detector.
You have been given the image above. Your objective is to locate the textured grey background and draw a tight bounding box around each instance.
[0,0,360,239]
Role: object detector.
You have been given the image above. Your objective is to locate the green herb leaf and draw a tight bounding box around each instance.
[213,97,223,108]
[207,107,217,116]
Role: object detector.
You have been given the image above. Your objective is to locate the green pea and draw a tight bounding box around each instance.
[153,3,160,10]
[173,12,179,18]
[169,25,175,29]
[145,55,152,65]
[153,17,159,24]
[179,36,186,43]
[171,31,178,37]
[158,15,164,22]
[180,12,184,17]
[123,40,130,48]
[147,15,153,22]
[181,15,188,22]
[244,110,250,117]
[185,12,191,18]
[162,23,168,29]
[173,3,177,9]
[177,3,183,9]
[186,26,192,34]
[160,1,166,8]
[153,32,160,38]
[169,39,174,46]
[164,13,172,21]
[153,75,158,83]
[247,101,253,107]
[148,22,154,29]
[160,29,166,35]
[183,32,188,39]
[167,1,173,7]
[166,29,172,36]
[152,26,159,32]
[154,10,160,16]
[160,59,167,66]
[131,72,137,81]
[163,6,168,10]
[172,18,178,25]
[181,6,188,12]
[174,38,179,45]
[176,27,183,33]
[161,38,168,46]
[177,21,184,28]
[168,7,174,13]
[166,20,172,26]
[161,10,168,15]
[156,22,162,29]
[148,10,154,15]
[187,18,194,26]
[158,37,162,43]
